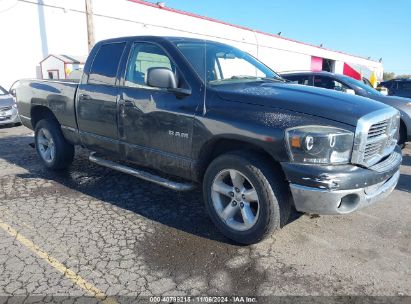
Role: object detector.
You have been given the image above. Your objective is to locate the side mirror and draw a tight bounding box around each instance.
[345,89,356,95]
[9,88,16,97]
[146,67,177,89]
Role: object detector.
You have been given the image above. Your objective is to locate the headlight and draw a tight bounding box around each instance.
[285,126,354,164]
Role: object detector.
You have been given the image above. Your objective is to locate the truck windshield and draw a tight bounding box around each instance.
[175,41,284,85]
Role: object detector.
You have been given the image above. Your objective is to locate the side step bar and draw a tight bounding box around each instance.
[89,152,195,192]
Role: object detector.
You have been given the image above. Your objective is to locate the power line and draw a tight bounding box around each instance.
[0,0,18,13]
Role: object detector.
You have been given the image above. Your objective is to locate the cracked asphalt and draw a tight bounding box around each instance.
[0,125,410,303]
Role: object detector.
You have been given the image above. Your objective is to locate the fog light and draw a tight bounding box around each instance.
[337,194,360,213]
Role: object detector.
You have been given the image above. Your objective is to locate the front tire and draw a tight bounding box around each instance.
[34,119,74,170]
[203,151,291,245]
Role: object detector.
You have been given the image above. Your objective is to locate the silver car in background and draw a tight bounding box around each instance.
[0,85,20,127]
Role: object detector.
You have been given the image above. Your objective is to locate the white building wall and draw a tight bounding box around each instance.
[258,48,312,72]
[0,0,88,88]
[334,61,345,74]
[40,56,65,79]
[0,0,383,89]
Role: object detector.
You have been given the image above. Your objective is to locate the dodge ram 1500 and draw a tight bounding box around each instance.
[16,36,402,244]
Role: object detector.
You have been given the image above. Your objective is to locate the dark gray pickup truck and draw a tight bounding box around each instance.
[16,36,402,244]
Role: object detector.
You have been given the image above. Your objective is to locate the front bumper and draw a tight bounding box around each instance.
[282,147,402,215]
[0,108,20,125]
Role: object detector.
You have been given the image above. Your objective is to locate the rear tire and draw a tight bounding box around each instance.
[34,119,74,170]
[203,151,291,245]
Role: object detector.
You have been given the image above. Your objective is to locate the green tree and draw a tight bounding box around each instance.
[383,72,396,81]
[396,74,411,79]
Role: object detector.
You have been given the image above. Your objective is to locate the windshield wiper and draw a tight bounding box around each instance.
[210,75,287,84]
[261,77,288,83]
[230,75,259,80]
[231,76,287,83]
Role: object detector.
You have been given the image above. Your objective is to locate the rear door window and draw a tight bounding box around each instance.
[387,82,397,90]
[88,42,126,86]
[398,81,411,91]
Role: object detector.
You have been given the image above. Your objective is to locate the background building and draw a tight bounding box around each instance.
[0,0,383,89]
[40,54,86,80]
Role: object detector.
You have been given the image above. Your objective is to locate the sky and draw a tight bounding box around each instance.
[161,0,411,75]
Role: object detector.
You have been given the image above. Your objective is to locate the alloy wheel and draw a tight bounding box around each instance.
[211,169,260,231]
[37,128,55,163]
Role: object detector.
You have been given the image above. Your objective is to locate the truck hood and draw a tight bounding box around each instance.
[214,82,389,126]
[0,95,15,108]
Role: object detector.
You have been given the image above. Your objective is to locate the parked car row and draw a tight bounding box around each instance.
[280,71,411,146]
[0,85,21,127]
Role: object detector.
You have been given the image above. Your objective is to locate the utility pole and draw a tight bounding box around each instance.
[85,0,95,52]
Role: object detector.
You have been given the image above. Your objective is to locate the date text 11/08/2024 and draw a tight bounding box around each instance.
[149,296,258,303]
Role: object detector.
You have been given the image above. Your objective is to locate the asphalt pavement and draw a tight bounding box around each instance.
[0,125,410,303]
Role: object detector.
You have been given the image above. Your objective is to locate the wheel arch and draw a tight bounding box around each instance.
[31,106,59,129]
[196,137,283,181]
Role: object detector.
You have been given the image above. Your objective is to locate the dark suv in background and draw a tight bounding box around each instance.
[281,71,411,146]
[378,78,411,98]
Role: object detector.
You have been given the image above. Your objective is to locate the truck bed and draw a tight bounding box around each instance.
[16,79,79,132]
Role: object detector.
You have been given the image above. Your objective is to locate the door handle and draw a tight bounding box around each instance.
[123,99,134,107]
[119,99,134,108]
[79,93,91,100]
[118,99,132,118]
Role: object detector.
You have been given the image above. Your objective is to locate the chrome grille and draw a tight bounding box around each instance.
[0,106,12,111]
[367,120,388,138]
[363,120,389,162]
[364,142,383,159]
[352,108,400,167]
